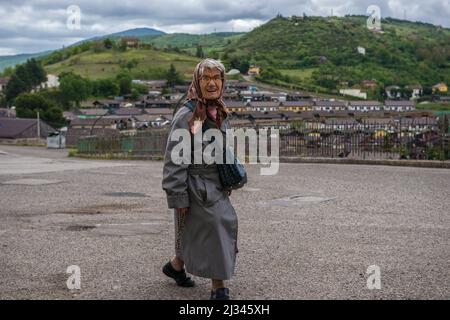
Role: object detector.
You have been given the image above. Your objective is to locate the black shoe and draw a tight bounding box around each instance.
[162,261,195,287]
[210,288,230,300]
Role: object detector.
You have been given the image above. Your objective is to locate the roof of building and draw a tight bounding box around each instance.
[69,117,121,126]
[0,118,55,138]
[0,77,10,85]
[225,101,248,108]
[79,108,109,116]
[147,80,168,87]
[281,100,314,107]
[145,108,173,115]
[384,100,415,107]
[113,107,143,116]
[249,101,280,108]
[314,100,348,107]
[348,100,382,106]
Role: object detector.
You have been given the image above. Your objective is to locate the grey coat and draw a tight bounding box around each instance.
[161,103,238,280]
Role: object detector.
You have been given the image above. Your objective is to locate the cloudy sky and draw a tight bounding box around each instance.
[0,0,449,56]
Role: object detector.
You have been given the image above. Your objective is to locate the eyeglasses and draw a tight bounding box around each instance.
[200,75,223,83]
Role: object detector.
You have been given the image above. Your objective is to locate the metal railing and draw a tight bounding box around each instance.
[278,118,448,160]
[77,117,449,161]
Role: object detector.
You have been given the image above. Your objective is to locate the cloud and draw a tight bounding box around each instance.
[0,0,448,55]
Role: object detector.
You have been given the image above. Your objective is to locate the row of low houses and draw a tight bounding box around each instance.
[77,98,417,114]
[61,99,422,144]
[228,115,439,132]
[63,106,437,145]
[132,79,449,101]
[0,110,438,147]
[225,100,416,113]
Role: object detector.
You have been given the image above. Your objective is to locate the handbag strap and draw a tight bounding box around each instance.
[184,100,196,112]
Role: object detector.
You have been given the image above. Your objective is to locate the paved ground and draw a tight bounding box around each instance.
[0,145,449,300]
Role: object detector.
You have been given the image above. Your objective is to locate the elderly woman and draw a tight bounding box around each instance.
[161,59,238,300]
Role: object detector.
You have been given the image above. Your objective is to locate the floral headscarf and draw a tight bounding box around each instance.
[186,59,229,133]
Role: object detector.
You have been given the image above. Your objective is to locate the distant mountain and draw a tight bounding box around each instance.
[106,27,166,38]
[0,28,166,71]
[141,32,244,53]
[69,28,166,48]
[0,50,53,72]
[78,27,166,44]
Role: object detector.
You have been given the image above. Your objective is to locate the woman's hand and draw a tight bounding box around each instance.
[176,207,189,214]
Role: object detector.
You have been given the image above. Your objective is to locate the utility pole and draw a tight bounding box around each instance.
[37,111,41,139]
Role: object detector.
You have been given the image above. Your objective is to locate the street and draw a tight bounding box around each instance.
[0,145,449,299]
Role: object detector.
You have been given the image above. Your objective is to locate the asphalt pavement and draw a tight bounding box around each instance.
[0,145,449,299]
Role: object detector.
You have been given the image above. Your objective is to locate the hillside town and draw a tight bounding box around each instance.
[0,55,448,161]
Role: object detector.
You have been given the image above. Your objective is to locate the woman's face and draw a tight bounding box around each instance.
[199,67,223,100]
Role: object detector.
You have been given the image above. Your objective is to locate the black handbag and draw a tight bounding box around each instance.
[217,146,247,190]
[184,100,247,191]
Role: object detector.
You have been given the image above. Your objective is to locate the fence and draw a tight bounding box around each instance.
[77,129,168,159]
[77,117,449,161]
[278,117,448,160]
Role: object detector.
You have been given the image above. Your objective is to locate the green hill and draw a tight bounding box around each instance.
[0,28,165,72]
[44,47,200,80]
[40,32,244,81]
[225,15,450,92]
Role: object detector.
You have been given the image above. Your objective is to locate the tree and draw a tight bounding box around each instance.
[1,66,14,77]
[196,45,205,58]
[26,59,47,87]
[15,92,65,127]
[116,73,132,95]
[92,40,105,53]
[166,64,182,87]
[4,59,47,103]
[0,95,6,108]
[132,82,149,95]
[131,89,140,100]
[228,56,250,74]
[103,38,113,49]
[59,72,91,106]
[92,79,119,97]
[4,74,28,103]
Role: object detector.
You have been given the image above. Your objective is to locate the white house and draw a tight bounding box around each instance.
[357,46,366,55]
[405,85,423,99]
[348,101,382,112]
[41,74,60,89]
[313,100,348,112]
[384,100,415,112]
[0,77,10,93]
[385,85,401,99]
[339,88,367,99]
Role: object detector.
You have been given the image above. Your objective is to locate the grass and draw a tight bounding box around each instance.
[279,68,316,82]
[417,103,450,111]
[45,48,200,80]
[67,148,78,157]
